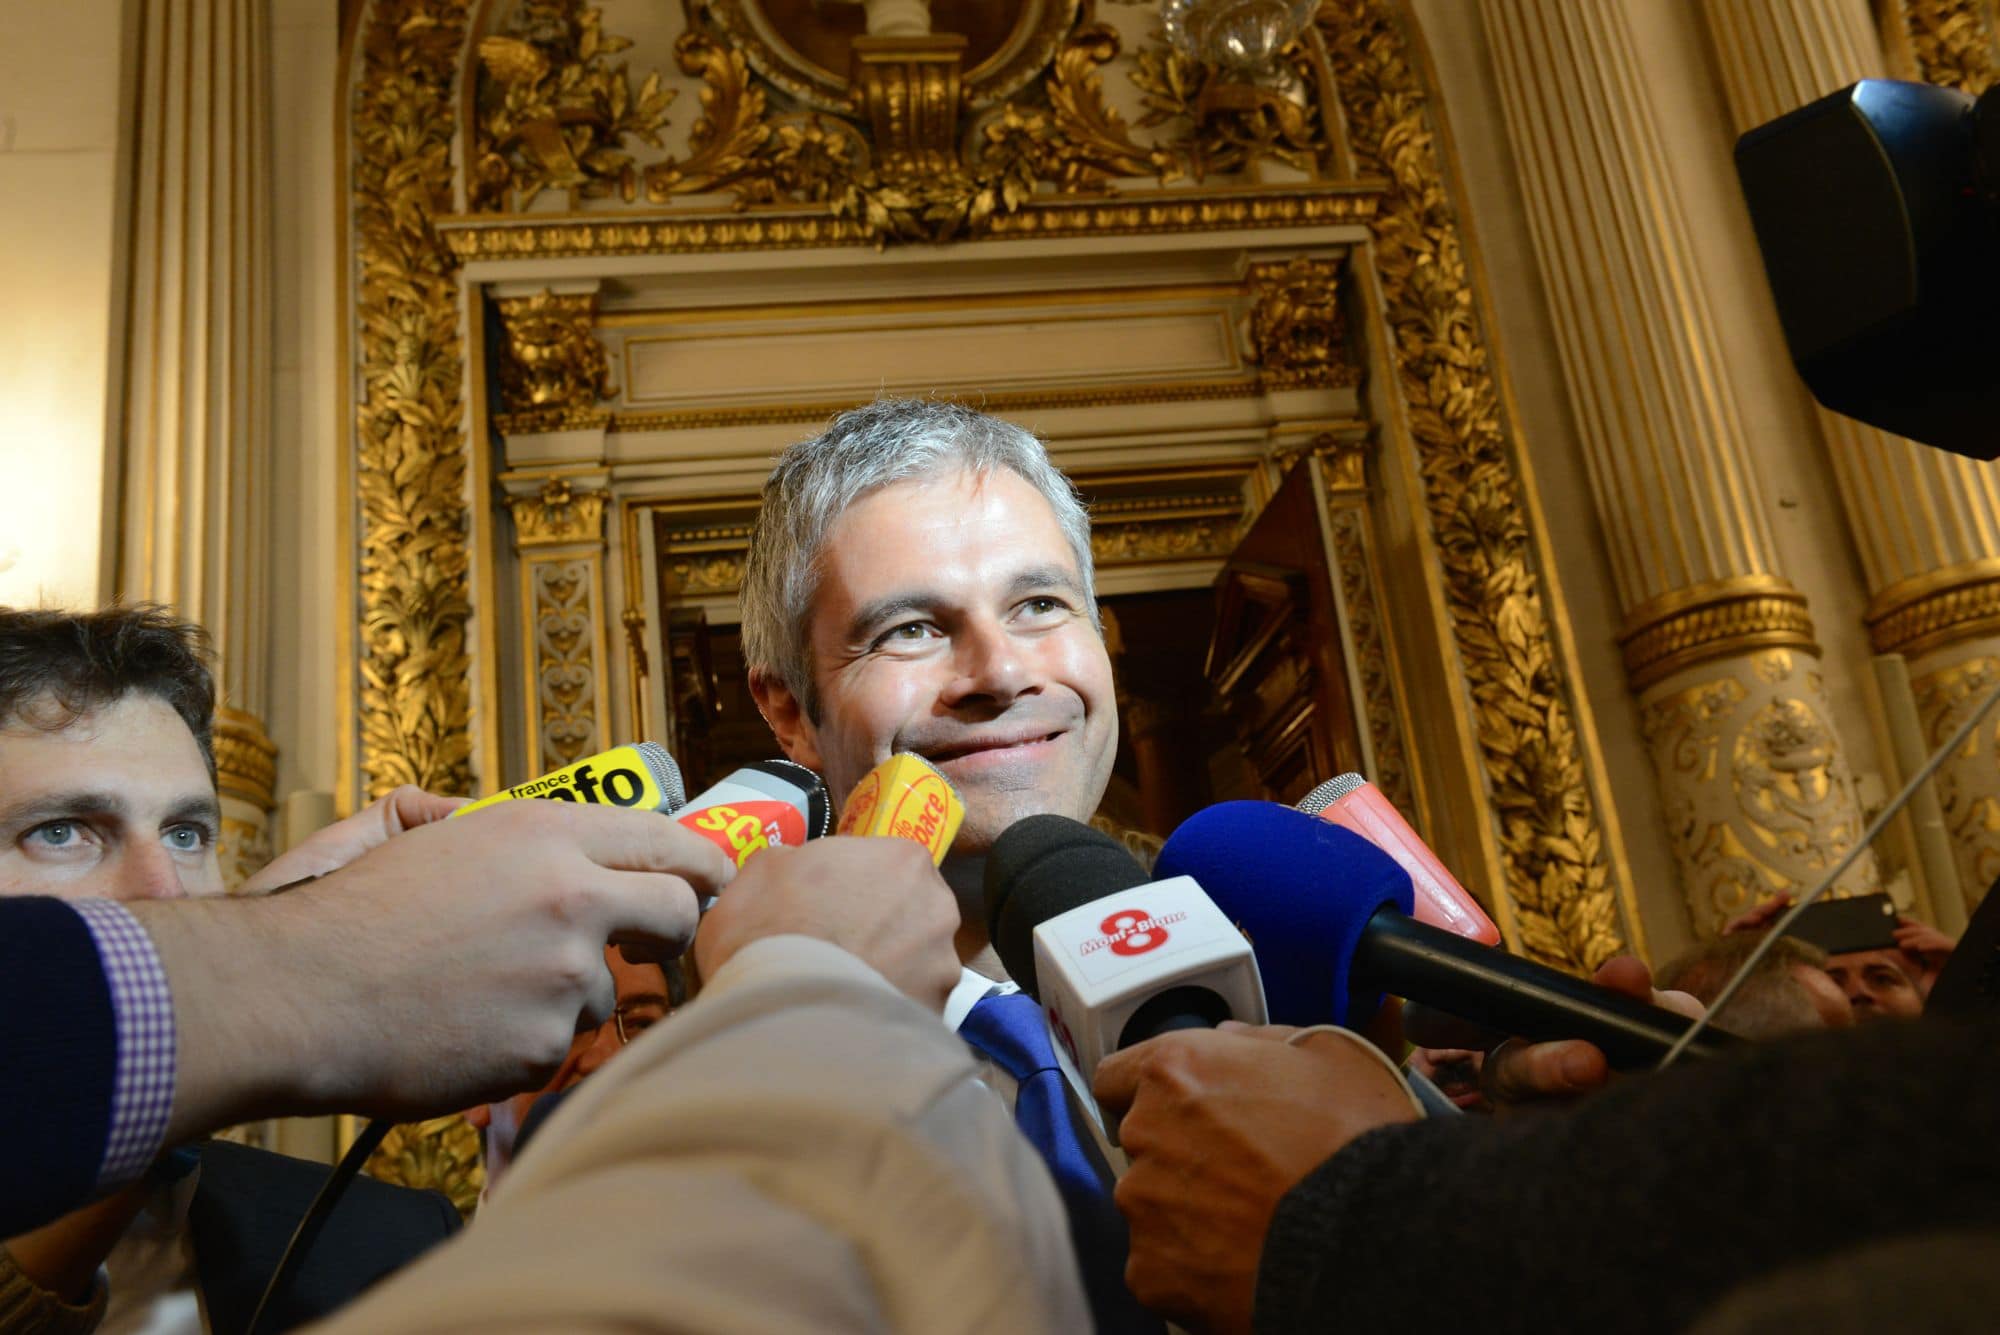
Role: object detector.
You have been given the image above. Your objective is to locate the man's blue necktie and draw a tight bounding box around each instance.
[959,991,1163,1335]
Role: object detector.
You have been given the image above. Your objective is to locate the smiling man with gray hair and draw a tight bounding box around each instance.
[741,397,1120,966]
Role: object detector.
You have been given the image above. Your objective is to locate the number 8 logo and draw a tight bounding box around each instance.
[1102,908,1169,957]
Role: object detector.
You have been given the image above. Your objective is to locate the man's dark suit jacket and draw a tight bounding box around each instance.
[188,1139,460,1334]
[2,897,122,1234]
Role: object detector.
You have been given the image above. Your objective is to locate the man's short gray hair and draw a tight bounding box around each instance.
[741,398,1097,716]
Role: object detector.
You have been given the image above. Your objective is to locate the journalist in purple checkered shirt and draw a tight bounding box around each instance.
[0,605,734,1311]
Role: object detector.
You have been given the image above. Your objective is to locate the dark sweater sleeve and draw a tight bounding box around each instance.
[1254,1015,2000,1335]
[0,897,119,1235]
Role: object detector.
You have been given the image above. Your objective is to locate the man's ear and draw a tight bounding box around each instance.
[748,670,822,772]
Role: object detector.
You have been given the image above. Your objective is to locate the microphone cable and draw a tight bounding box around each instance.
[1657,668,2000,1071]
[243,1116,392,1335]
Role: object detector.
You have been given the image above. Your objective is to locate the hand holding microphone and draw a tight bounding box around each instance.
[694,753,969,1010]
[1094,1023,1421,1335]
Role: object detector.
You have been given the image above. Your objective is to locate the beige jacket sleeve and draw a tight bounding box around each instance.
[312,936,1090,1335]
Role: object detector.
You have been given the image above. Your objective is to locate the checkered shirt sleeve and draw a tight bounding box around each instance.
[68,898,178,1186]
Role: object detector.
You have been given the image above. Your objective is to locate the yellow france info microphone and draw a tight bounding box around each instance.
[453,742,689,817]
[453,743,833,872]
[837,752,965,864]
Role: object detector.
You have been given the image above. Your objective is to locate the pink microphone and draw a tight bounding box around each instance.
[1297,774,1502,945]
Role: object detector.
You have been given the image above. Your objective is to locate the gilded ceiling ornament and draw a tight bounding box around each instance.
[472,1,676,210]
[1130,31,1328,178]
[465,0,1375,245]
[493,289,615,427]
[1247,256,1361,390]
[1321,0,1624,972]
[352,0,475,800]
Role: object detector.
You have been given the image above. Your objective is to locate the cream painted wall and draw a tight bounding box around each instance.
[0,0,129,610]
[266,0,344,812]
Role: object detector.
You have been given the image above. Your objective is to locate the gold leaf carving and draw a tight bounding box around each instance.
[1640,652,1878,935]
[1130,35,1329,179]
[533,556,599,766]
[1248,256,1360,390]
[509,475,609,548]
[1891,0,2000,91]
[1866,560,2000,658]
[669,554,748,598]
[1325,501,1418,820]
[437,188,1379,258]
[463,0,1381,247]
[1619,577,1819,692]
[472,0,676,210]
[353,0,475,800]
[1322,0,1621,972]
[364,1115,485,1220]
[1089,517,1237,563]
[1910,654,2000,908]
[493,289,614,426]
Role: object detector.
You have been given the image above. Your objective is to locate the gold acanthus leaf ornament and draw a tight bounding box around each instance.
[353,0,476,800]
[472,0,677,211]
[1891,0,2000,92]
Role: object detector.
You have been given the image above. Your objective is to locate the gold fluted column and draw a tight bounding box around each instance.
[114,0,278,887]
[1480,0,1879,935]
[1702,0,2000,918]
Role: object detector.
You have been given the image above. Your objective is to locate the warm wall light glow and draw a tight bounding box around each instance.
[0,398,106,611]
[0,20,119,616]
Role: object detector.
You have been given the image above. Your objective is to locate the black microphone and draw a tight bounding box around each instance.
[1157,802,1740,1068]
[984,816,1267,1083]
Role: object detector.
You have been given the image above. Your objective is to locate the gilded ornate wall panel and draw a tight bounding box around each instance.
[345,0,478,802]
[344,0,1639,978]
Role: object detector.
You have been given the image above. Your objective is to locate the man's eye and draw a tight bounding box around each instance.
[164,825,210,853]
[875,622,935,647]
[28,822,81,848]
[1020,596,1066,617]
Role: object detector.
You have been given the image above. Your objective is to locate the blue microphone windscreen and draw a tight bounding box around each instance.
[1157,801,1415,1027]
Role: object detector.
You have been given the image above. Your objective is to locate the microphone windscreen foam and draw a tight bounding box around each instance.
[1158,801,1415,1027]
[984,815,1151,998]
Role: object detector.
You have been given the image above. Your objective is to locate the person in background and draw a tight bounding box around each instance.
[1656,930,1852,1037]
[1722,894,1954,1020]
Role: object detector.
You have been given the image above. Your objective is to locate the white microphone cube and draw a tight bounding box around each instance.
[1031,875,1267,1083]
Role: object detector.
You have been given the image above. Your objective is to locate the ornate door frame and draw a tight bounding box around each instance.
[338,0,1645,973]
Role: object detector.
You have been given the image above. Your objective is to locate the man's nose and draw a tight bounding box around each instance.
[114,842,188,901]
[943,619,1031,705]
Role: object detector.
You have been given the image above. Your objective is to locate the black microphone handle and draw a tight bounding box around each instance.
[1356,909,1742,1068]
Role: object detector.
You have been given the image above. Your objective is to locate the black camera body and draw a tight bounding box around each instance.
[1736,80,2000,460]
